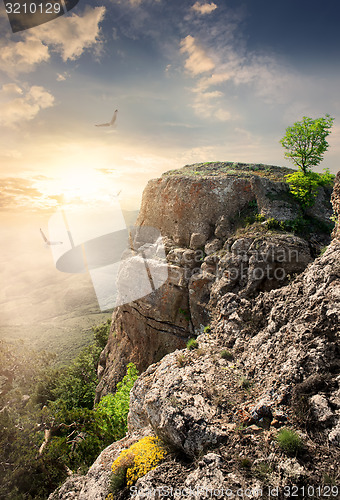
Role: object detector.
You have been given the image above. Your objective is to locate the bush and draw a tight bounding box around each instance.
[264,217,285,231]
[220,350,233,360]
[276,428,303,455]
[285,169,335,209]
[96,363,139,440]
[0,322,136,500]
[111,436,168,489]
[186,338,198,350]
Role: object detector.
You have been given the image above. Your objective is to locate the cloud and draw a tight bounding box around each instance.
[56,71,70,81]
[0,35,50,76]
[0,177,43,210]
[191,86,232,122]
[192,2,217,15]
[180,35,215,75]
[179,17,306,122]
[0,6,105,76]
[0,84,54,127]
[33,6,106,61]
[0,148,22,159]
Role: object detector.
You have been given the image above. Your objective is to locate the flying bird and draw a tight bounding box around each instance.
[40,228,63,246]
[95,109,118,127]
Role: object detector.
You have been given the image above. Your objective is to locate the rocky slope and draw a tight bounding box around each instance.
[332,171,340,239]
[95,163,333,402]
[49,165,339,499]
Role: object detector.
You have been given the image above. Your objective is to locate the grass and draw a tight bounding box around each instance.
[320,245,328,256]
[239,457,252,469]
[178,308,190,321]
[176,353,187,367]
[220,350,233,360]
[162,162,294,181]
[276,428,304,455]
[186,338,198,350]
[239,376,251,390]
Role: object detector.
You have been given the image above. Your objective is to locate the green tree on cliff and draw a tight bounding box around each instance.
[280,114,334,174]
[281,115,335,208]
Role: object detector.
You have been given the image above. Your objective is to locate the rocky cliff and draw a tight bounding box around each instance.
[50,164,339,499]
[95,163,333,402]
[332,171,340,240]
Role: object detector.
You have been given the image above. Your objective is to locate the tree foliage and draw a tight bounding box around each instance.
[285,169,335,209]
[280,114,334,174]
[0,321,138,500]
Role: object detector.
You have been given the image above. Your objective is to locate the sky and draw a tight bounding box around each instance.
[1,0,340,345]
[1,0,340,215]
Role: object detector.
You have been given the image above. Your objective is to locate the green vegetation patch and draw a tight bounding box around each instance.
[276,428,304,455]
[0,321,138,500]
[186,338,199,350]
[162,162,294,181]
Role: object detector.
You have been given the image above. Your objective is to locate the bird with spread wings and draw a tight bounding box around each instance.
[95,109,118,127]
[40,228,63,246]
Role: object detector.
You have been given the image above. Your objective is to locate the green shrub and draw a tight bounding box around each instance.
[320,246,328,256]
[0,326,137,500]
[186,338,198,350]
[265,218,284,231]
[255,214,266,223]
[239,457,252,468]
[204,325,211,333]
[220,350,233,360]
[276,428,303,455]
[285,169,335,209]
[96,363,139,440]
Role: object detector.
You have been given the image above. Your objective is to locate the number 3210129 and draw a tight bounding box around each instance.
[5,2,62,14]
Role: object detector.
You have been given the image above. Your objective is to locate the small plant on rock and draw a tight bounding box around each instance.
[186,338,198,350]
[176,353,187,367]
[276,428,303,455]
[220,350,233,360]
[239,376,251,390]
[239,457,252,469]
[179,308,190,321]
[203,325,211,333]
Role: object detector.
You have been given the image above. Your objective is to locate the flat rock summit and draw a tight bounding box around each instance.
[50,163,339,499]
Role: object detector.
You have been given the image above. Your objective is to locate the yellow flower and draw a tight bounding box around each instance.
[111,436,168,487]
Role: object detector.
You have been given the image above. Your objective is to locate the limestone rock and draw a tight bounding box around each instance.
[48,433,147,500]
[331,171,340,240]
[310,394,334,425]
[128,351,229,458]
[96,164,333,402]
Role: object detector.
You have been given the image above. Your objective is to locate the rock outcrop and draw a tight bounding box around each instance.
[96,163,333,401]
[50,165,339,499]
[332,171,340,240]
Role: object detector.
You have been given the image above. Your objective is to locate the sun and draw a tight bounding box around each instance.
[48,167,116,205]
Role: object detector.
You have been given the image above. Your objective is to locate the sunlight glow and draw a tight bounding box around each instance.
[40,167,119,206]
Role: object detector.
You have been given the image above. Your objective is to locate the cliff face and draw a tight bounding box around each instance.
[49,167,339,500]
[332,171,340,240]
[95,163,333,401]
